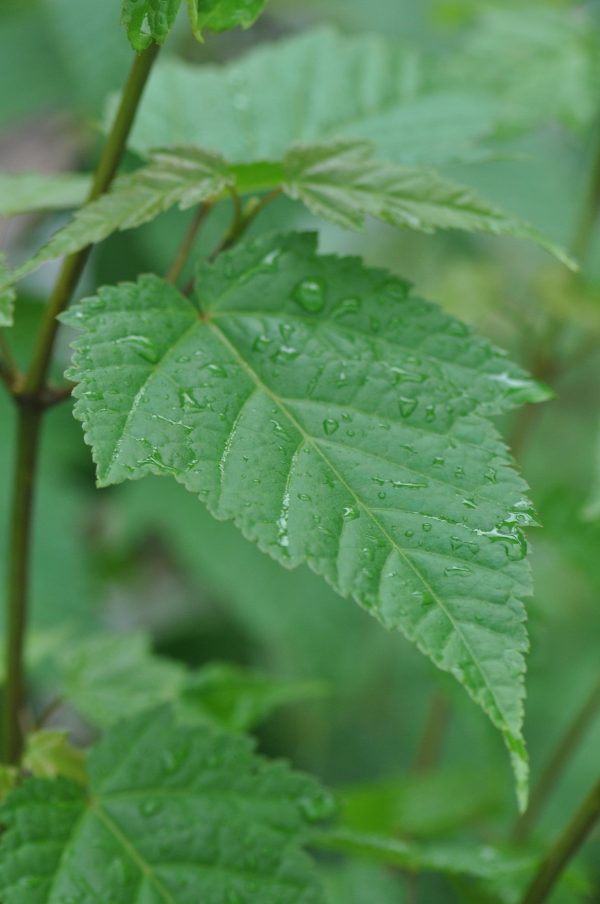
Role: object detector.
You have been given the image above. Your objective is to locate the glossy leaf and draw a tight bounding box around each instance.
[119,27,498,166]
[0,171,90,217]
[280,141,573,266]
[187,0,268,38]
[0,707,329,903]
[121,0,182,51]
[0,147,231,293]
[63,231,548,802]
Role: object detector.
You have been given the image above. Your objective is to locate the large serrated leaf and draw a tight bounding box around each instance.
[0,172,90,218]
[0,707,328,903]
[63,232,549,803]
[0,148,231,293]
[280,141,573,267]
[117,27,498,166]
[121,0,183,51]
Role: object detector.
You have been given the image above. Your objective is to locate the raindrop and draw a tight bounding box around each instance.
[116,334,159,364]
[398,397,417,418]
[444,565,473,577]
[323,418,339,435]
[299,789,337,822]
[293,279,326,313]
[422,522,432,532]
[342,505,360,521]
[332,297,361,318]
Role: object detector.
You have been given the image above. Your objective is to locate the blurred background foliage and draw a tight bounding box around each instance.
[1,0,600,901]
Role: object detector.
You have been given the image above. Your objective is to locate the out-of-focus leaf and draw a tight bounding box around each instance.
[339,767,503,838]
[23,731,87,785]
[314,828,534,881]
[0,769,18,805]
[60,632,186,728]
[0,172,90,218]
[0,708,330,904]
[0,255,15,327]
[323,861,404,904]
[442,6,600,132]
[179,662,326,731]
[117,27,499,166]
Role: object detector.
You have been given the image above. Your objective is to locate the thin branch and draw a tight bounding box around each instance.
[22,43,160,399]
[209,187,281,262]
[520,774,600,904]
[414,692,451,773]
[2,44,160,765]
[513,674,600,842]
[0,331,21,391]
[166,201,214,285]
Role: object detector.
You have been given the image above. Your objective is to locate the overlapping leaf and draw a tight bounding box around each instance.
[279,141,573,266]
[118,27,498,166]
[0,172,90,218]
[0,148,231,293]
[0,707,328,903]
[63,231,549,802]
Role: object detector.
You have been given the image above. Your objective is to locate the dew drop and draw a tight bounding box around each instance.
[117,334,159,364]
[332,297,361,318]
[293,279,326,313]
[323,418,339,435]
[398,397,417,418]
[342,505,360,521]
[444,564,473,577]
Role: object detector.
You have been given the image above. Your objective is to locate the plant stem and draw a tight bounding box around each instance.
[0,331,20,390]
[513,675,600,842]
[208,188,281,262]
[2,44,159,764]
[166,202,213,285]
[520,775,600,904]
[415,691,451,773]
[23,43,159,398]
[3,404,41,763]
[571,113,600,264]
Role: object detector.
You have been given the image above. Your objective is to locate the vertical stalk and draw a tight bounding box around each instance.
[3,406,41,763]
[2,44,159,763]
[520,775,600,904]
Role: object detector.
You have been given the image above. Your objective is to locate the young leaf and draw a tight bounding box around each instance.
[63,232,548,803]
[60,632,186,728]
[0,147,231,293]
[0,708,329,903]
[23,731,87,785]
[0,172,90,218]
[118,27,498,166]
[187,0,268,39]
[280,141,574,267]
[0,254,15,327]
[121,0,182,51]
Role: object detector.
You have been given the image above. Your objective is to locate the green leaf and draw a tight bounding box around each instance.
[0,147,231,293]
[0,768,18,805]
[179,662,326,731]
[23,731,87,785]
[121,0,182,51]
[0,172,90,217]
[0,254,15,327]
[0,707,329,903]
[118,27,499,166]
[314,828,534,882]
[280,141,574,267]
[60,632,186,728]
[63,231,547,804]
[187,0,268,39]
[443,6,600,132]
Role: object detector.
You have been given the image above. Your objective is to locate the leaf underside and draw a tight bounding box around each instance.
[119,27,498,166]
[0,708,327,903]
[63,232,547,803]
[0,172,90,218]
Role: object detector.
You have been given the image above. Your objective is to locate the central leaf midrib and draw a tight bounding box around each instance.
[206,318,516,737]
